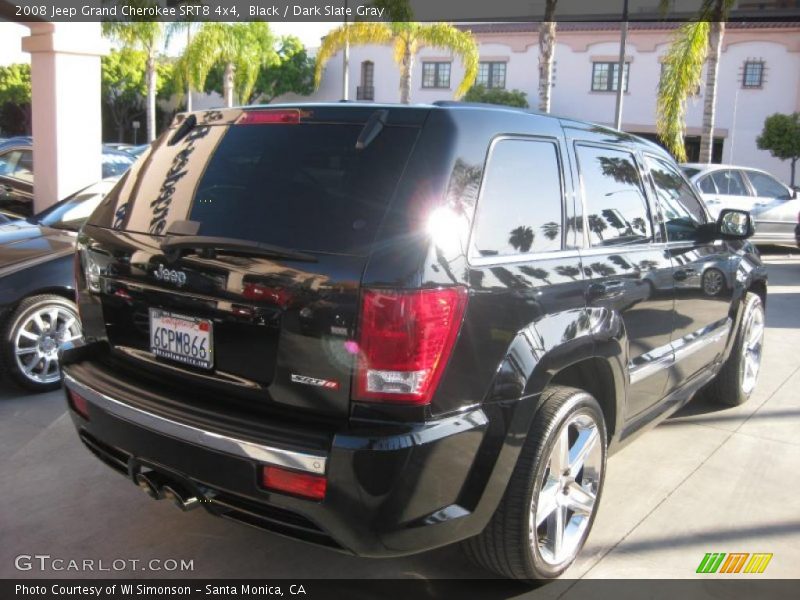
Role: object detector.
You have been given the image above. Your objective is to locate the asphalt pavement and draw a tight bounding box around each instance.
[1,249,798,585]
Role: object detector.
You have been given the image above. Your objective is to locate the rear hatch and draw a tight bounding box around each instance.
[80,106,426,418]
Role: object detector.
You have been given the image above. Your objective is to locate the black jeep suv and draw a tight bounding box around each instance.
[62,104,767,580]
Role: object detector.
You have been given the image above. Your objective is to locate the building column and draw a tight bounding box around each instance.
[22,23,108,212]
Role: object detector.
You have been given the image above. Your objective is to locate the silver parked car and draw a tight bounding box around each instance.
[681,163,799,245]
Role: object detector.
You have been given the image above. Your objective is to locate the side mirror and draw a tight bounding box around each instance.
[717,209,754,240]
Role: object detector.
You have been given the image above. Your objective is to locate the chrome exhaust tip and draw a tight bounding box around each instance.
[135,472,164,500]
[161,484,200,512]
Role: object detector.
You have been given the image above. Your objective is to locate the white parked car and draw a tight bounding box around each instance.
[681,163,799,245]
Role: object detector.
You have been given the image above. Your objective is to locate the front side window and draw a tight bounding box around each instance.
[743,61,764,88]
[592,62,629,92]
[477,62,507,89]
[746,171,788,198]
[710,170,749,196]
[645,155,707,242]
[422,62,451,89]
[576,145,652,246]
[472,138,563,258]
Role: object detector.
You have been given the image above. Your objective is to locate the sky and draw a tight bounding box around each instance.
[0,22,339,66]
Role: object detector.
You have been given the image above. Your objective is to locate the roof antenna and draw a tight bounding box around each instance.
[168,114,197,146]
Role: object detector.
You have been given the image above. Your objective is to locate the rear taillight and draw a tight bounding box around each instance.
[354,287,467,405]
[68,389,90,420]
[237,109,300,125]
[261,465,327,501]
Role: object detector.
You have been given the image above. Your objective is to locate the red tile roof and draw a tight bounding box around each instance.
[457,21,799,34]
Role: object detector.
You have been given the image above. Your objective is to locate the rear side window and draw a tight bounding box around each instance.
[746,171,788,198]
[576,145,652,246]
[91,123,419,255]
[711,170,749,196]
[472,138,563,258]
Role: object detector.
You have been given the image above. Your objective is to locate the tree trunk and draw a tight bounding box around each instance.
[185,27,193,112]
[117,124,124,143]
[700,20,724,164]
[538,15,557,112]
[399,42,413,105]
[791,158,797,188]
[223,62,235,108]
[146,54,157,142]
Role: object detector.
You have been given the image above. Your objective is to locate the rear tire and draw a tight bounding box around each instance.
[705,292,764,407]
[0,294,81,393]
[463,385,607,580]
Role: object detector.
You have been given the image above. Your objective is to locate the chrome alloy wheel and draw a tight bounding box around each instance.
[739,301,765,395]
[532,412,603,566]
[13,305,81,385]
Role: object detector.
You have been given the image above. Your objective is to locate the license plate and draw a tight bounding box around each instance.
[149,309,213,369]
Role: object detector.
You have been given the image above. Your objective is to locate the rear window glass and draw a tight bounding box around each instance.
[91,123,419,255]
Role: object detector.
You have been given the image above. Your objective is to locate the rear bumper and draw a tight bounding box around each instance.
[62,362,536,557]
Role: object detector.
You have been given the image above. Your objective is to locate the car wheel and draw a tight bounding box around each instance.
[463,385,607,580]
[705,292,764,406]
[1,294,82,393]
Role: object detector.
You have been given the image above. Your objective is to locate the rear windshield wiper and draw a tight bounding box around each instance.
[160,235,318,263]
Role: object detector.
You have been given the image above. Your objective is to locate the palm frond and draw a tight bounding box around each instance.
[656,21,709,162]
[314,23,393,89]
[415,23,479,98]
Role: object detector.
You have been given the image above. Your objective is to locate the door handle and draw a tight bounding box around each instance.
[587,280,625,299]
[673,268,695,281]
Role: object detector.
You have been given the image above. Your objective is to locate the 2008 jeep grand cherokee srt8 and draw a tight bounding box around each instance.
[62,104,766,580]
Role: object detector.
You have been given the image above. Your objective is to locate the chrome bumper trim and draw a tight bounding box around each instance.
[63,372,328,475]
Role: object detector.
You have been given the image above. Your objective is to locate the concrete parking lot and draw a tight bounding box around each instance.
[1,250,799,583]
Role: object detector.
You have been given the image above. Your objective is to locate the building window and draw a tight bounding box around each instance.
[591,62,629,92]
[357,61,374,100]
[422,62,451,89]
[477,61,507,89]
[742,61,764,88]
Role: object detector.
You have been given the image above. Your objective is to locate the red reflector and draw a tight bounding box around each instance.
[237,110,300,125]
[355,287,468,405]
[262,466,327,501]
[242,283,293,307]
[68,389,90,420]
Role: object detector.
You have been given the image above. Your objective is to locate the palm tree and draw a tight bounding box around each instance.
[166,21,197,111]
[508,226,534,253]
[103,21,164,142]
[538,0,559,112]
[314,22,478,104]
[541,221,560,240]
[587,214,608,241]
[520,266,552,286]
[181,22,278,108]
[657,0,735,162]
[555,265,581,282]
[589,262,617,277]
